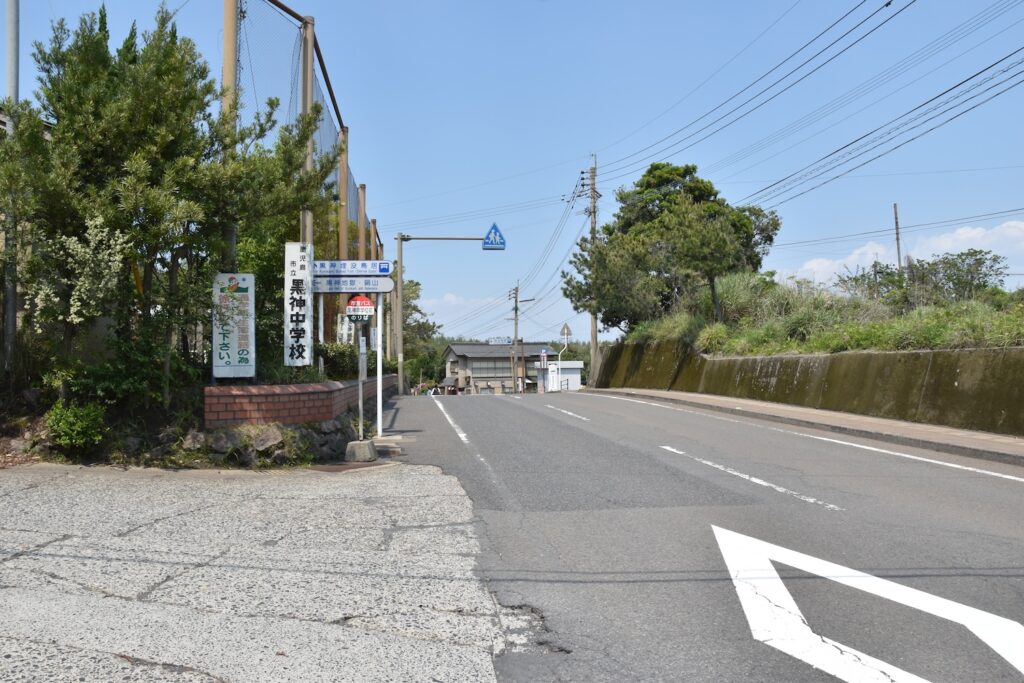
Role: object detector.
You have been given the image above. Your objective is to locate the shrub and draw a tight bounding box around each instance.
[45,399,108,452]
[696,323,729,353]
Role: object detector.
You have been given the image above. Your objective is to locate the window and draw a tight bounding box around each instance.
[470,359,512,377]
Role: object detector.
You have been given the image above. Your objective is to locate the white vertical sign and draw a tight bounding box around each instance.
[284,242,313,366]
[212,273,256,378]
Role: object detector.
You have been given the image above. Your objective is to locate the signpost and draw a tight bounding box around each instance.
[346,295,375,322]
[212,273,256,378]
[557,323,572,392]
[313,260,391,276]
[482,223,506,250]
[313,276,394,294]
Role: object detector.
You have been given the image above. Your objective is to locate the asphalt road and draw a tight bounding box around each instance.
[391,391,1024,682]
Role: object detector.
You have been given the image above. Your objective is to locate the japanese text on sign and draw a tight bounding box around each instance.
[284,242,313,366]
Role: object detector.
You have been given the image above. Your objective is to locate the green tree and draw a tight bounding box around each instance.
[656,196,742,322]
[563,163,779,331]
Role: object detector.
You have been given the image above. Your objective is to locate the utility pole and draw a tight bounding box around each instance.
[893,202,903,275]
[357,184,367,260]
[337,125,349,342]
[220,0,238,272]
[509,282,534,393]
[299,16,315,244]
[4,0,19,381]
[396,233,406,393]
[585,155,600,383]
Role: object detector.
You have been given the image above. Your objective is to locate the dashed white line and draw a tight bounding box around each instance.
[545,404,590,421]
[660,446,843,511]
[584,393,1024,485]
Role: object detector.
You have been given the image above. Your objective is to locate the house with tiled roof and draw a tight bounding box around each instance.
[441,342,555,395]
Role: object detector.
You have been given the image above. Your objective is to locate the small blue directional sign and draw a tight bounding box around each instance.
[483,223,506,251]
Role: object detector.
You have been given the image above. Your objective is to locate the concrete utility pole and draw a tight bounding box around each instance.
[893,202,903,275]
[220,0,238,272]
[299,16,315,244]
[586,155,601,384]
[4,0,19,380]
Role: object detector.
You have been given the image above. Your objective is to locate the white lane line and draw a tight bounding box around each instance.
[660,446,843,511]
[714,526,1024,681]
[545,404,590,421]
[432,397,469,444]
[765,428,1024,484]
[584,393,1024,485]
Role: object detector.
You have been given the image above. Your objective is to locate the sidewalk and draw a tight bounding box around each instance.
[590,387,1024,466]
[0,462,535,682]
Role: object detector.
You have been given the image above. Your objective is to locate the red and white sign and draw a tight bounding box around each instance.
[346,295,375,322]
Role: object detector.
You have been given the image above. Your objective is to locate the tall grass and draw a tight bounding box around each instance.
[625,272,1024,355]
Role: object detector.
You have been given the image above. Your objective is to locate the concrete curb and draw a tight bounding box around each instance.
[594,389,1024,467]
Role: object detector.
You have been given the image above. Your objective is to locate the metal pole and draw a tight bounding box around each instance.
[4,0,19,380]
[358,330,364,441]
[396,234,405,394]
[370,218,378,260]
[299,16,315,244]
[376,293,383,438]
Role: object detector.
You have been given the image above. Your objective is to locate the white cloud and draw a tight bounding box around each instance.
[792,241,894,285]
[909,220,1024,259]
[793,220,1024,285]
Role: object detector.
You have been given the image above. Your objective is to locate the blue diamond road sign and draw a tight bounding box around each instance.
[483,223,506,251]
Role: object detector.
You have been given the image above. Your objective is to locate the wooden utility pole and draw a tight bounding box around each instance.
[893,202,903,275]
[337,126,349,342]
[299,16,315,244]
[220,0,238,272]
[587,155,600,383]
[357,184,367,260]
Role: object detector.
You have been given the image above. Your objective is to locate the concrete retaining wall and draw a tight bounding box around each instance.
[204,376,398,429]
[596,343,1024,436]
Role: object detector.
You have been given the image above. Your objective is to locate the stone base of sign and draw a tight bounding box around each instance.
[344,440,378,463]
[204,376,398,429]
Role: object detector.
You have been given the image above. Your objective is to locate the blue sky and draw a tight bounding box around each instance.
[9,1,1024,341]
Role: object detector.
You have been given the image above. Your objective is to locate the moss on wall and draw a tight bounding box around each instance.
[597,343,1024,436]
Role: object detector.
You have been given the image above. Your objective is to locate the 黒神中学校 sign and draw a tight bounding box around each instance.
[284,243,313,366]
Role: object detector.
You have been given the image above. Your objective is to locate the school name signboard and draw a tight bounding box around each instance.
[212,273,256,378]
[284,242,313,366]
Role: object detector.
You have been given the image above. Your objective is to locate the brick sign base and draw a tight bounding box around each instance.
[204,377,397,429]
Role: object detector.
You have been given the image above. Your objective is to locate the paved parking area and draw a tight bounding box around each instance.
[0,463,518,681]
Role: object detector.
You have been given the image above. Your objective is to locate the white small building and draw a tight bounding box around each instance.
[535,360,584,392]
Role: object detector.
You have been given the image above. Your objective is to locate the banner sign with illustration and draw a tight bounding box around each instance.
[284,242,313,366]
[212,273,256,378]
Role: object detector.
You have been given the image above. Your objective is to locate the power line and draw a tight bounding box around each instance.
[761,59,1024,206]
[772,206,1024,249]
[705,0,1024,176]
[599,0,916,181]
[742,45,1024,205]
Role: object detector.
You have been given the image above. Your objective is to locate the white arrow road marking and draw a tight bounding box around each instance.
[546,404,590,421]
[661,447,842,511]
[713,526,1024,682]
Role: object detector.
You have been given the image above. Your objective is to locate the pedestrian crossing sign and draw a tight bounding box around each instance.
[483,223,506,250]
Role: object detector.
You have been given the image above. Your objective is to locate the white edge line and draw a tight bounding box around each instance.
[432,397,469,444]
[584,393,1024,485]
[661,446,843,511]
